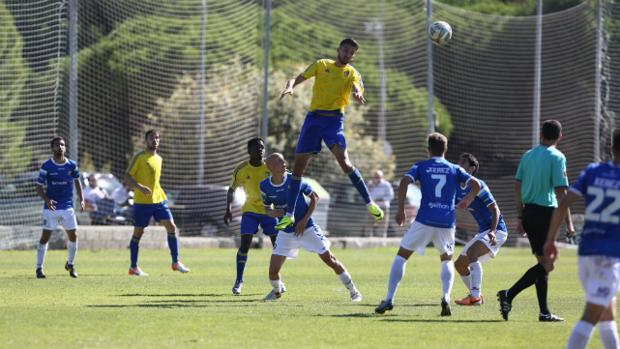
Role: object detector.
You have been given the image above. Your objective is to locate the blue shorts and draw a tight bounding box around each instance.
[295,111,346,154]
[133,201,173,228]
[240,212,278,236]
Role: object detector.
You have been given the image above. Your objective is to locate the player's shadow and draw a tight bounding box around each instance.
[381,318,504,323]
[316,313,376,318]
[118,293,263,298]
[87,301,257,309]
[358,303,438,308]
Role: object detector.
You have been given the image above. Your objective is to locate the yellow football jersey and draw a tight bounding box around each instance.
[301,59,363,112]
[126,151,167,204]
[229,161,270,214]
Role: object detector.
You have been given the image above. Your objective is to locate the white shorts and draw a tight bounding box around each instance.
[460,229,508,264]
[579,255,620,307]
[272,225,331,259]
[42,208,78,231]
[401,221,455,256]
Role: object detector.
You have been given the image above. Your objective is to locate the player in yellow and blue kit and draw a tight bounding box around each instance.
[277,38,384,230]
[224,138,278,295]
[125,129,190,276]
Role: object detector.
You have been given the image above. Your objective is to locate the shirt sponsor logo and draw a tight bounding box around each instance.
[428,202,449,210]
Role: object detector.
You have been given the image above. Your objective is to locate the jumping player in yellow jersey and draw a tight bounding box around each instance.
[224,138,278,295]
[124,129,190,276]
[276,38,384,230]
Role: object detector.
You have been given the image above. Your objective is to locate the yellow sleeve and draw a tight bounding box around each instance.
[126,152,142,177]
[352,69,364,94]
[301,60,319,80]
[229,163,244,190]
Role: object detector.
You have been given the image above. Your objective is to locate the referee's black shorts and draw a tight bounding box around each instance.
[522,204,555,256]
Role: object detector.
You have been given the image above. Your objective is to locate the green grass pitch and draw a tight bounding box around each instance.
[0,246,607,348]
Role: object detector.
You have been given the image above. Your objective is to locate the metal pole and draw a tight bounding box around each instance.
[378,22,387,146]
[68,0,78,159]
[426,0,435,134]
[594,0,602,161]
[197,0,207,186]
[532,0,543,146]
[261,0,272,149]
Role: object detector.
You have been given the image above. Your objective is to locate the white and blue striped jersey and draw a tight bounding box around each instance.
[456,179,507,233]
[406,157,472,228]
[36,158,80,210]
[571,162,620,258]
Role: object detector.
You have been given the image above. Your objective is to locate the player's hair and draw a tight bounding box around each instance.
[427,132,448,156]
[541,120,562,141]
[613,128,620,154]
[339,38,359,49]
[459,153,479,175]
[145,129,159,140]
[247,137,264,151]
[50,136,64,148]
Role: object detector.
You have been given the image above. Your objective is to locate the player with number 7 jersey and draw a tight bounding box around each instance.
[375,133,481,317]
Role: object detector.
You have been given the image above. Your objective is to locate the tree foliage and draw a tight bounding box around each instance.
[0,1,31,177]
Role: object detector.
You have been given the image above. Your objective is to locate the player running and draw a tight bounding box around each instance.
[35,136,85,278]
[375,133,481,316]
[261,153,362,302]
[545,128,620,349]
[225,137,278,295]
[276,38,384,231]
[453,153,509,306]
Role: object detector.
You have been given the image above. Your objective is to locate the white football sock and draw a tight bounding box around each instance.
[67,240,78,265]
[269,278,281,292]
[469,261,483,298]
[568,320,595,349]
[460,273,471,292]
[37,242,48,268]
[599,320,619,349]
[386,255,407,303]
[338,271,358,293]
[441,260,455,303]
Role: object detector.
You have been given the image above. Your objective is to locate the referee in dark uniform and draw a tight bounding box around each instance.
[497,120,575,321]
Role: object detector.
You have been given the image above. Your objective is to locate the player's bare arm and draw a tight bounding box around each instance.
[224,187,235,225]
[555,186,576,237]
[515,180,526,236]
[395,176,413,226]
[295,191,318,236]
[74,178,85,212]
[544,191,580,261]
[36,184,56,211]
[279,75,306,100]
[124,173,152,196]
[264,204,284,218]
[457,177,481,209]
[487,201,501,245]
[352,83,366,104]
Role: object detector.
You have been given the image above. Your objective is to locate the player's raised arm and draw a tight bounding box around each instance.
[279,74,307,100]
[457,176,481,209]
[351,71,366,105]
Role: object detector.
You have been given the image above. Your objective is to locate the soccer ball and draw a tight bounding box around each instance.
[429,21,452,46]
